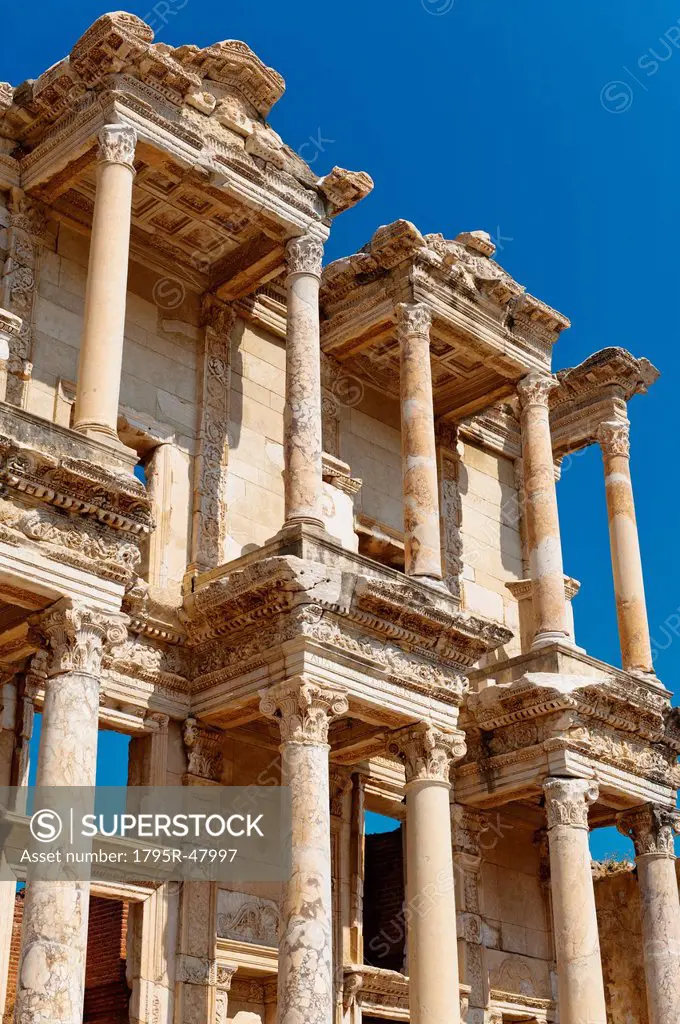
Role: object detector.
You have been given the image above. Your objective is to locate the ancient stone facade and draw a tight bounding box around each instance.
[0,12,677,1024]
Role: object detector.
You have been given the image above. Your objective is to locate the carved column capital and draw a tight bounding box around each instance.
[516,371,558,410]
[182,717,224,783]
[543,777,598,830]
[597,419,630,459]
[216,965,237,991]
[260,679,348,745]
[451,804,491,858]
[97,123,137,170]
[35,599,128,679]
[617,803,680,857]
[388,723,466,786]
[285,235,324,278]
[146,712,170,733]
[394,301,432,342]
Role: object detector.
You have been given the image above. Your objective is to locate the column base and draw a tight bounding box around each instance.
[531,630,576,650]
[283,515,326,530]
[72,421,138,460]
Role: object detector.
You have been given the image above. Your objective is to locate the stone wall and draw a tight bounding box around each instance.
[459,440,523,655]
[594,864,648,1024]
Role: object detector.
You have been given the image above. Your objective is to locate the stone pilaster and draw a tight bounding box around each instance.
[182,716,223,785]
[283,235,325,528]
[543,777,607,1024]
[215,965,238,1024]
[617,804,680,1024]
[517,372,569,647]
[15,600,127,1024]
[260,679,349,1024]
[452,806,491,1014]
[395,302,443,580]
[597,419,654,674]
[389,724,466,1024]
[73,123,137,447]
[0,308,22,403]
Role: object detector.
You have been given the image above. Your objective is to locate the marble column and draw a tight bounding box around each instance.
[283,235,325,529]
[14,599,126,1024]
[543,777,607,1024]
[73,123,137,446]
[617,804,680,1024]
[260,678,349,1024]
[395,302,442,579]
[597,420,653,674]
[389,723,466,1024]
[517,373,569,648]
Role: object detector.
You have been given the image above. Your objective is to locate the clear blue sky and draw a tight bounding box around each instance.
[9,0,680,858]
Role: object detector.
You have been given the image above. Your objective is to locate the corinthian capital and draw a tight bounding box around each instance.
[285,235,324,278]
[516,371,559,410]
[543,777,598,830]
[394,301,432,342]
[388,723,466,785]
[597,419,630,459]
[35,599,128,679]
[617,803,680,857]
[97,123,137,170]
[259,678,348,745]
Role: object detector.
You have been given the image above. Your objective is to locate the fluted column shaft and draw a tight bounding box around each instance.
[283,236,325,528]
[260,679,348,1024]
[73,124,137,445]
[395,303,442,579]
[517,373,569,647]
[618,804,680,1024]
[15,600,126,1024]
[389,724,466,1024]
[543,777,607,1024]
[597,420,653,673]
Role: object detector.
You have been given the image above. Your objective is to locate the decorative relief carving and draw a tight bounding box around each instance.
[440,450,462,600]
[97,123,137,169]
[259,679,348,745]
[329,768,352,817]
[394,301,432,342]
[388,722,466,784]
[0,190,47,405]
[285,235,324,278]
[597,419,630,459]
[516,371,559,410]
[191,297,235,571]
[617,803,680,857]
[543,777,598,830]
[216,890,280,947]
[36,600,128,679]
[182,717,223,782]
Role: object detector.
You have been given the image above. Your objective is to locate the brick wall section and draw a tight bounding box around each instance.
[3,892,129,1024]
[363,828,405,972]
[3,889,23,1024]
[84,897,129,1024]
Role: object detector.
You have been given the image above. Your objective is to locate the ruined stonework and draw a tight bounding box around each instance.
[0,11,677,1024]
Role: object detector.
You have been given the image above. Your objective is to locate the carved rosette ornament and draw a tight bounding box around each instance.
[516,371,559,409]
[597,419,631,459]
[543,777,599,830]
[617,803,680,857]
[285,235,324,278]
[36,600,128,678]
[259,679,349,745]
[97,123,137,170]
[388,723,466,785]
[394,301,432,342]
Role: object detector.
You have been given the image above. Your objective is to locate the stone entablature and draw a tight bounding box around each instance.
[319,219,571,420]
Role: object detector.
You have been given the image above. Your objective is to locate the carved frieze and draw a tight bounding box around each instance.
[216,890,279,946]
